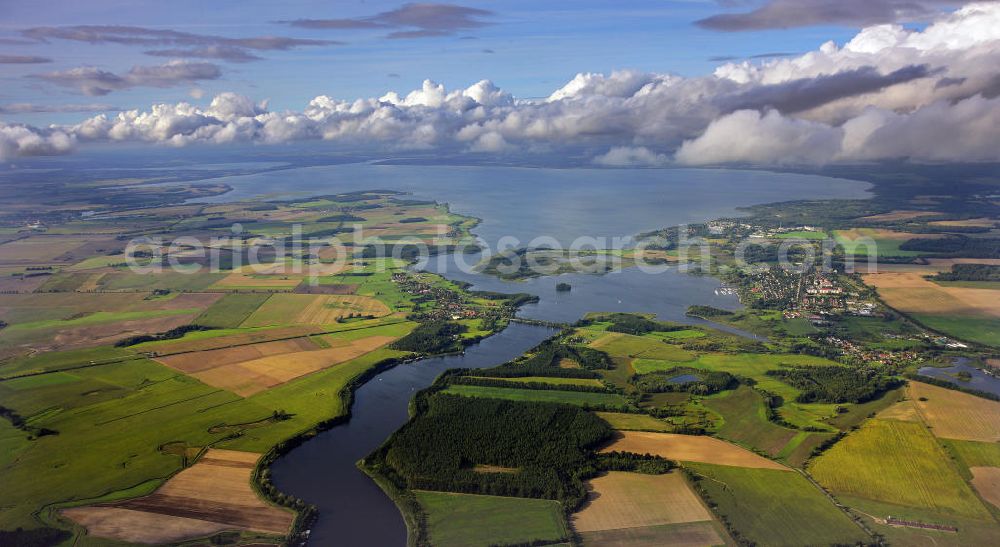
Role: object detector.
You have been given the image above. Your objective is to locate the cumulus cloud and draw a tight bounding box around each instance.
[697,0,967,31]
[281,3,494,39]
[33,61,222,96]
[0,55,52,64]
[3,3,1000,166]
[594,146,669,167]
[20,25,337,63]
[0,125,75,160]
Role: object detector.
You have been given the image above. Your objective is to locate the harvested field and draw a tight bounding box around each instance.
[572,472,714,533]
[863,272,1000,318]
[877,400,921,422]
[910,381,1000,442]
[241,294,390,327]
[858,210,939,222]
[156,338,321,373]
[579,521,725,547]
[148,325,321,354]
[61,507,232,544]
[159,335,397,396]
[63,449,292,544]
[209,272,303,290]
[970,467,1000,509]
[929,218,996,228]
[0,274,50,293]
[0,235,94,263]
[600,431,788,470]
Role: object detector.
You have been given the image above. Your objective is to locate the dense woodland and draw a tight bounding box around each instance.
[931,263,1000,281]
[900,236,1000,258]
[389,321,467,353]
[379,395,613,504]
[766,366,897,404]
[632,368,738,395]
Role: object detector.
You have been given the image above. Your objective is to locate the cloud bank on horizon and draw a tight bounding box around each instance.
[2,2,999,166]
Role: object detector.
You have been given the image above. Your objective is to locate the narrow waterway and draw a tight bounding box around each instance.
[268,322,558,546]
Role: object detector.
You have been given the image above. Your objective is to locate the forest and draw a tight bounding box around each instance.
[766,366,897,403]
[378,395,613,504]
[632,368,738,395]
[900,236,1000,258]
[931,263,1000,281]
[389,321,467,353]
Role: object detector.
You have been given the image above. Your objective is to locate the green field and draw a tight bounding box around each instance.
[499,376,605,388]
[686,463,868,546]
[0,345,409,529]
[703,386,798,456]
[809,419,991,520]
[193,293,270,328]
[911,314,1000,348]
[594,411,672,431]
[944,439,1000,474]
[414,490,568,547]
[833,229,929,258]
[593,334,695,361]
[442,384,630,408]
[774,230,826,240]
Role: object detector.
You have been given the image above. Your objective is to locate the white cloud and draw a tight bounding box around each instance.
[594,146,669,167]
[3,2,1000,165]
[0,125,75,160]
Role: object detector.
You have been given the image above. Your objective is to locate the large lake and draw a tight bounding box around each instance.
[247,164,870,546]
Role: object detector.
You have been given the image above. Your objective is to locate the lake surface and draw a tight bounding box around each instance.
[195,164,870,249]
[262,165,869,545]
[669,374,702,384]
[918,360,1000,396]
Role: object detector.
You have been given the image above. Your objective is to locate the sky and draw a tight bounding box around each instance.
[1,0,998,166]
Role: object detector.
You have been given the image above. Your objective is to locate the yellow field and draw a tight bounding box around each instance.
[837,227,937,241]
[970,467,1000,509]
[600,431,788,470]
[809,419,991,519]
[158,335,397,396]
[571,472,716,533]
[910,382,1000,442]
[149,325,322,354]
[863,271,1000,318]
[63,449,293,543]
[241,294,391,327]
[209,272,303,289]
[876,400,921,422]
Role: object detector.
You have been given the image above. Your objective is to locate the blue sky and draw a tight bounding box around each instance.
[0,1,861,123]
[3,1,996,167]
